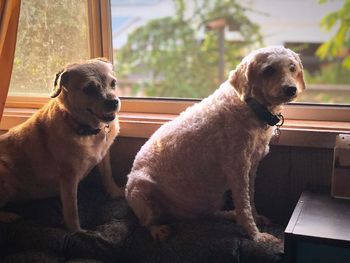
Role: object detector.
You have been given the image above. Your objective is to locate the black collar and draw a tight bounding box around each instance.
[75,124,101,136]
[62,111,101,136]
[245,97,284,127]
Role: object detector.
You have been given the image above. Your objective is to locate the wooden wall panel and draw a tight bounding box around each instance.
[256,146,334,225]
[255,146,292,225]
[110,137,147,186]
[289,146,333,201]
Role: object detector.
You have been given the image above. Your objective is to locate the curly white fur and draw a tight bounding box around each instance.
[126,46,305,243]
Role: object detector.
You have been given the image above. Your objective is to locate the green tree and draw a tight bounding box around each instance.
[317,0,350,69]
[116,0,262,98]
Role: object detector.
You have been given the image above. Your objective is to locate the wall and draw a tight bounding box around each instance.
[255,145,333,225]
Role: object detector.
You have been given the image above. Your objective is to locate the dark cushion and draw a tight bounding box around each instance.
[0,171,284,263]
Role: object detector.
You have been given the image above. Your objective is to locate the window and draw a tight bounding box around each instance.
[111,0,350,105]
[3,0,350,135]
[8,0,90,97]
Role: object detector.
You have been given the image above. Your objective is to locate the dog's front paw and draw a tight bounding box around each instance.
[74,228,102,236]
[255,214,273,226]
[253,232,281,244]
[64,221,83,232]
[150,224,172,242]
[109,186,125,199]
[0,211,20,223]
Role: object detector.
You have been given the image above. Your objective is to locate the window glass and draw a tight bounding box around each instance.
[9,0,90,97]
[111,0,350,104]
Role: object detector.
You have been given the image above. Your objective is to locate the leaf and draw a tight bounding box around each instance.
[320,12,338,31]
[116,0,262,98]
[334,24,347,47]
[343,56,350,69]
[316,41,332,59]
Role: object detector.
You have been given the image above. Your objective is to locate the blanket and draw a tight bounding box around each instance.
[0,170,284,263]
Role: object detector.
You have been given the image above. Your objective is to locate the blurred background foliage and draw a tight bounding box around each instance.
[116,0,262,98]
[117,0,350,101]
[9,0,350,103]
[316,0,350,69]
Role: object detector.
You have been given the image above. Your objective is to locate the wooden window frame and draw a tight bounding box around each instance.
[2,0,350,149]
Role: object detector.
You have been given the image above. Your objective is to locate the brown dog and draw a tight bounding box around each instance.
[0,58,124,231]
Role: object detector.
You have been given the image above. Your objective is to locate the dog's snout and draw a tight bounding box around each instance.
[104,99,119,111]
[283,85,297,97]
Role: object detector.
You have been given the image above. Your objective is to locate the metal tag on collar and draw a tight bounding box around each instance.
[104,124,110,141]
[274,114,284,137]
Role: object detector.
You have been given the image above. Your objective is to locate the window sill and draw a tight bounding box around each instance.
[2,107,349,149]
[118,112,350,148]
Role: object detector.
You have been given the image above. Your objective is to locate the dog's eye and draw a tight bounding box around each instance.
[289,64,296,73]
[262,65,275,76]
[83,84,99,97]
[111,79,117,89]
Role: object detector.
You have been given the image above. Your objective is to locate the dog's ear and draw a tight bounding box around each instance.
[95,57,110,63]
[292,52,306,91]
[229,59,254,101]
[298,69,306,91]
[50,69,69,98]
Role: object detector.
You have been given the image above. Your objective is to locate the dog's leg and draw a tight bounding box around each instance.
[0,176,20,222]
[60,176,81,232]
[99,151,125,198]
[126,171,171,241]
[228,165,279,243]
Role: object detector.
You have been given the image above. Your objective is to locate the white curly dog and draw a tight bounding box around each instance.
[126,46,305,243]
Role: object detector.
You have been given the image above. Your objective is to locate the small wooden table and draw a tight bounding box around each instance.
[284,191,350,263]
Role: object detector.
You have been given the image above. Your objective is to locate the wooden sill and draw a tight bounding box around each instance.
[1,108,349,148]
[118,112,350,148]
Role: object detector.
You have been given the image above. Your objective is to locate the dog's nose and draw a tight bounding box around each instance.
[104,99,119,111]
[283,85,297,97]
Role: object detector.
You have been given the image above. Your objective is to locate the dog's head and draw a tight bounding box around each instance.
[229,46,306,106]
[51,58,120,126]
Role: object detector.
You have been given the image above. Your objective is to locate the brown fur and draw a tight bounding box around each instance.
[0,58,124,231]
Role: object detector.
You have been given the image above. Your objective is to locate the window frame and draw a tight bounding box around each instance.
[88,0,113,60]
[2,0,350,145]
